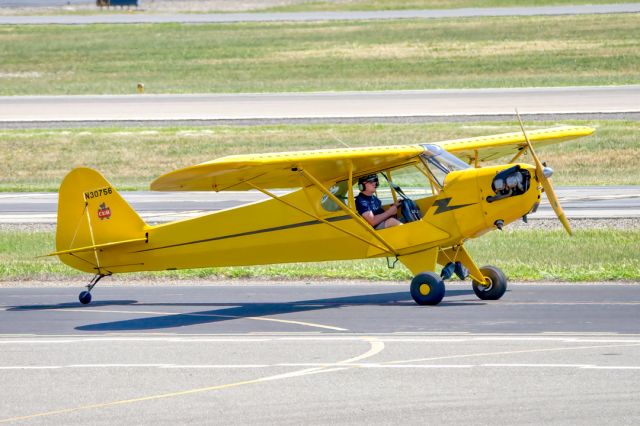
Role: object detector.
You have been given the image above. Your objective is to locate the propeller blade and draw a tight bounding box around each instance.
[541,177,573,235]
[515,110,572,235]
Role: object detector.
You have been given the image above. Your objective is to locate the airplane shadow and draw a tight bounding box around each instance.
[72,288,480,332]
[7,288,483,332]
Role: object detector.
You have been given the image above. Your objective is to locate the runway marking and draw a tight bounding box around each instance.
[496,302,640,306]
[0,336,382,423]
[338,337,385,364]
[386,342,640,365]
[482,363,640,370]
[2,334,640,345]
[2,362,639,371]
[55,307,348,331]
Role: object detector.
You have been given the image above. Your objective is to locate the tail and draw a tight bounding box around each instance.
[53,168,147,273]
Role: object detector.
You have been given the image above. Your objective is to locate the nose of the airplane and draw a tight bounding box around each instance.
[477,164,542,231]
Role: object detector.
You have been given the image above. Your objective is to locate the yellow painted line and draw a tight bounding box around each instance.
[338,337,385,364]
[0,375,284,424]
[243,315,347,331]
[57,308,348,331]
[0,336,383,423]
[385,342,640,365]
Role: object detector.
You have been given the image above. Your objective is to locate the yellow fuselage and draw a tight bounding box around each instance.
[59,164,541,276]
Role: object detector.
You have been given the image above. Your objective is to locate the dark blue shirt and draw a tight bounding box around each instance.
[355,193,384,216]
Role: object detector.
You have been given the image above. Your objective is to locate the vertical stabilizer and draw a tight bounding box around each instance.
[55,168,146,272]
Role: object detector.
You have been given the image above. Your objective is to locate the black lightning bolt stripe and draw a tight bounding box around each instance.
[432,197,475,214]
[132,215,352,253]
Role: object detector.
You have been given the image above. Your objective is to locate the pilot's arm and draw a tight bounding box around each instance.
[361,203,400,227]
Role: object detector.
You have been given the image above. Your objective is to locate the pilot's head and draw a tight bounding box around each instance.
[358,174,379,191]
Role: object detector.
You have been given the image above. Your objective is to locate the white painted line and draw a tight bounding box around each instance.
[3,363,638,371]
[583,366,640,370]
[161,364,269,369]
[387,342,640,365]
[53,307,348,332]
[0,366,62,370]
[483,363,593,368]
[3,334,640,344]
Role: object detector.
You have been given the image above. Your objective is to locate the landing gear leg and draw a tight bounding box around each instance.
[79,273,109,305]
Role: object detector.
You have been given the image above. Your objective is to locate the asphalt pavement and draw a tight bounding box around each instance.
[1,282,639,424]
[2,86,639,123]
[2,3,640,24]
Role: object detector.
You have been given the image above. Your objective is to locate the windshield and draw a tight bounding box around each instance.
[420,144,470,186]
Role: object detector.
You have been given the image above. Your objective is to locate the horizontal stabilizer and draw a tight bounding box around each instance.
[46,236,148,257]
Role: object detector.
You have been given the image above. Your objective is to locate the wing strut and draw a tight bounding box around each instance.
[246,182,392,254]
[300,168,398,256]
[508,146,527,164]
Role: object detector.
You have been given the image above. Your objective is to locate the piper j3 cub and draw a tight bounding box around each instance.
[50,120,594,305]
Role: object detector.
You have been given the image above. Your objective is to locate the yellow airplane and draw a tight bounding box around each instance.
[50,120,594,305]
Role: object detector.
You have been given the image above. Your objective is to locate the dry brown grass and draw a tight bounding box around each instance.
[0,120,636,191]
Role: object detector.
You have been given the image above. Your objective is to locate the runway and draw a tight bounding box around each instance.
[1,282,639,423]
[1,86,638,124]
[3,3,640,25]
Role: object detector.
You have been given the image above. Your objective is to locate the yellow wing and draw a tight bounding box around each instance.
[151,125,594,192]
[151,145,424,191]
[435,125,595,164]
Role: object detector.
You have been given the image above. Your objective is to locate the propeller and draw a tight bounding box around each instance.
[515,110,572,235]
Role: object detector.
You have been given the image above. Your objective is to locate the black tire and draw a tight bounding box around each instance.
[472,266,507,300]
[79,291,92,305]
[410,272,446,305]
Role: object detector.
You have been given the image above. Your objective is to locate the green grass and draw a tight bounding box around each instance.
[2,228,638,282]
[264,0,627,12]
[1,120,637,192]
[0,13,638,95]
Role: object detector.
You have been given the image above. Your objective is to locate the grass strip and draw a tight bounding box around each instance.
[1,120,637,192]
[265,0,627,12]
[0,13,638,95]
[3,228,638,282]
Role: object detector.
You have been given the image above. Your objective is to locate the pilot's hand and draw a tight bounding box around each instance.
[388,204,399,215]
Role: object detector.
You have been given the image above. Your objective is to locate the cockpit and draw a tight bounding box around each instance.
[420,144,470,187]
[320,144,470,214]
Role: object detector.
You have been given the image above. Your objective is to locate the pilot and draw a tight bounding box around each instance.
[355,174,402,230]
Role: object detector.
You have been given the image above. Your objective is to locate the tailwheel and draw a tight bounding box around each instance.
[472,266,507,300]
[79,291,92,305]
[410,272,445,305]
[78,273,109,305]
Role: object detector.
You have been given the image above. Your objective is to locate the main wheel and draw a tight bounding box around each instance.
[79,291,92,305]
[472,266,507,300]
[410,272,445,305]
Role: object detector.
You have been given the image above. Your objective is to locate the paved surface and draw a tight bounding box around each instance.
[1,283,639,424]
[2,3,640,24]
[1,186,638,224]
[1,86,638,123]
[3,282,640,334]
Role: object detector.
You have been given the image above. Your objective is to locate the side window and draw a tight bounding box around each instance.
[377,164,434,204]
[320,181,349,212]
